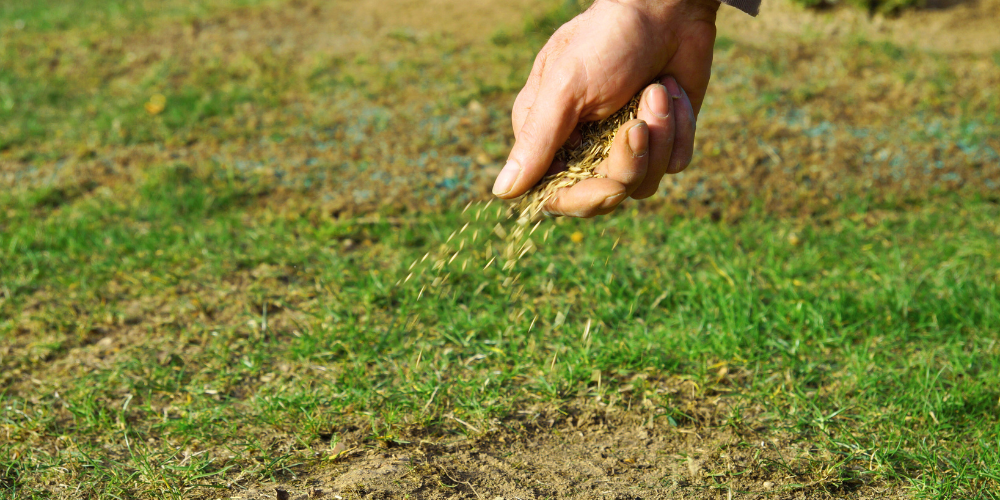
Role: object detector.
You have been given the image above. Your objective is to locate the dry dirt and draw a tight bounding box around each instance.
[228,394,904,500]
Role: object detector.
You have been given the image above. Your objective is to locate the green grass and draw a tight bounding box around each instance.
[2,0,1000,498]
[2,165,999,497]
[0,0,278,33]
[0,0,294,154]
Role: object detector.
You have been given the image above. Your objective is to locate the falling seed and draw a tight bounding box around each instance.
[418,285,426,300]
[408,259,419,271]
[404,272,414,284]
[518,240,535,260]
[612,237,621,251]
[420,252,430,263]
[446,230,457,243]
[493,223,508,239]
[462,201,473,214]
[529,220,542,236]
[483,256,496,270]
[582,318,592,342]
[459,222,470,234]
[553,311,566,328]
[448,251,460,265]
[528,315,537,333]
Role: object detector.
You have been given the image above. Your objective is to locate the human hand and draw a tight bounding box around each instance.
[492,0,719,217]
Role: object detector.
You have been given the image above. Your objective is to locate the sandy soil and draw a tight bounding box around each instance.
[229,395,905,500]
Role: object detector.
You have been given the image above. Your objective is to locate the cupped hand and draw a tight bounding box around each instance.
[492,0,719,217]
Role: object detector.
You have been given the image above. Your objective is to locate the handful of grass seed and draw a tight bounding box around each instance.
[514,91,643,224]
[400,91,642,297]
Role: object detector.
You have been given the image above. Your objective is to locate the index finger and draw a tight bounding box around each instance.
[493,75,584,199]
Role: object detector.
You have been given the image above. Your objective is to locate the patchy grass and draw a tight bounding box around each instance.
[2,0,998,217]
[0,0,280,33]
[2,164,999,497]
[1,0,999,498]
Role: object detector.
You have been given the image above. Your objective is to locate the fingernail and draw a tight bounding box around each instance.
[627,122,648,158]
[599,191,627,210]
[647,84,669,118]
[492,160,521,195]
[664,77,683,99]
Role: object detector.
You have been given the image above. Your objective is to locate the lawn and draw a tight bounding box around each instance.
[2,0,999,499]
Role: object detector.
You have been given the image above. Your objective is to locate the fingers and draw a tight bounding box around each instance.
[543,178,628,218]
[651,21,715,177]
[545,118,649,217]
[594,118,649,193]
[631,80,675,199]
[663,22,716,115]
[664,77,695,174]
[493,75,584,199]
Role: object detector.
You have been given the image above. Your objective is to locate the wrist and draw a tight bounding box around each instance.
[606,0,720,24]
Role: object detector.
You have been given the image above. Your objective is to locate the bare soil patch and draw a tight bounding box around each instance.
[229,396,904,500]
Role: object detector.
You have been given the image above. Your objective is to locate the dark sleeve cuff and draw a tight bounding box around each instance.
[719,0,760,16]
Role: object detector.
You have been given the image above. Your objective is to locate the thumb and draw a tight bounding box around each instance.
[493,79,581,199]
